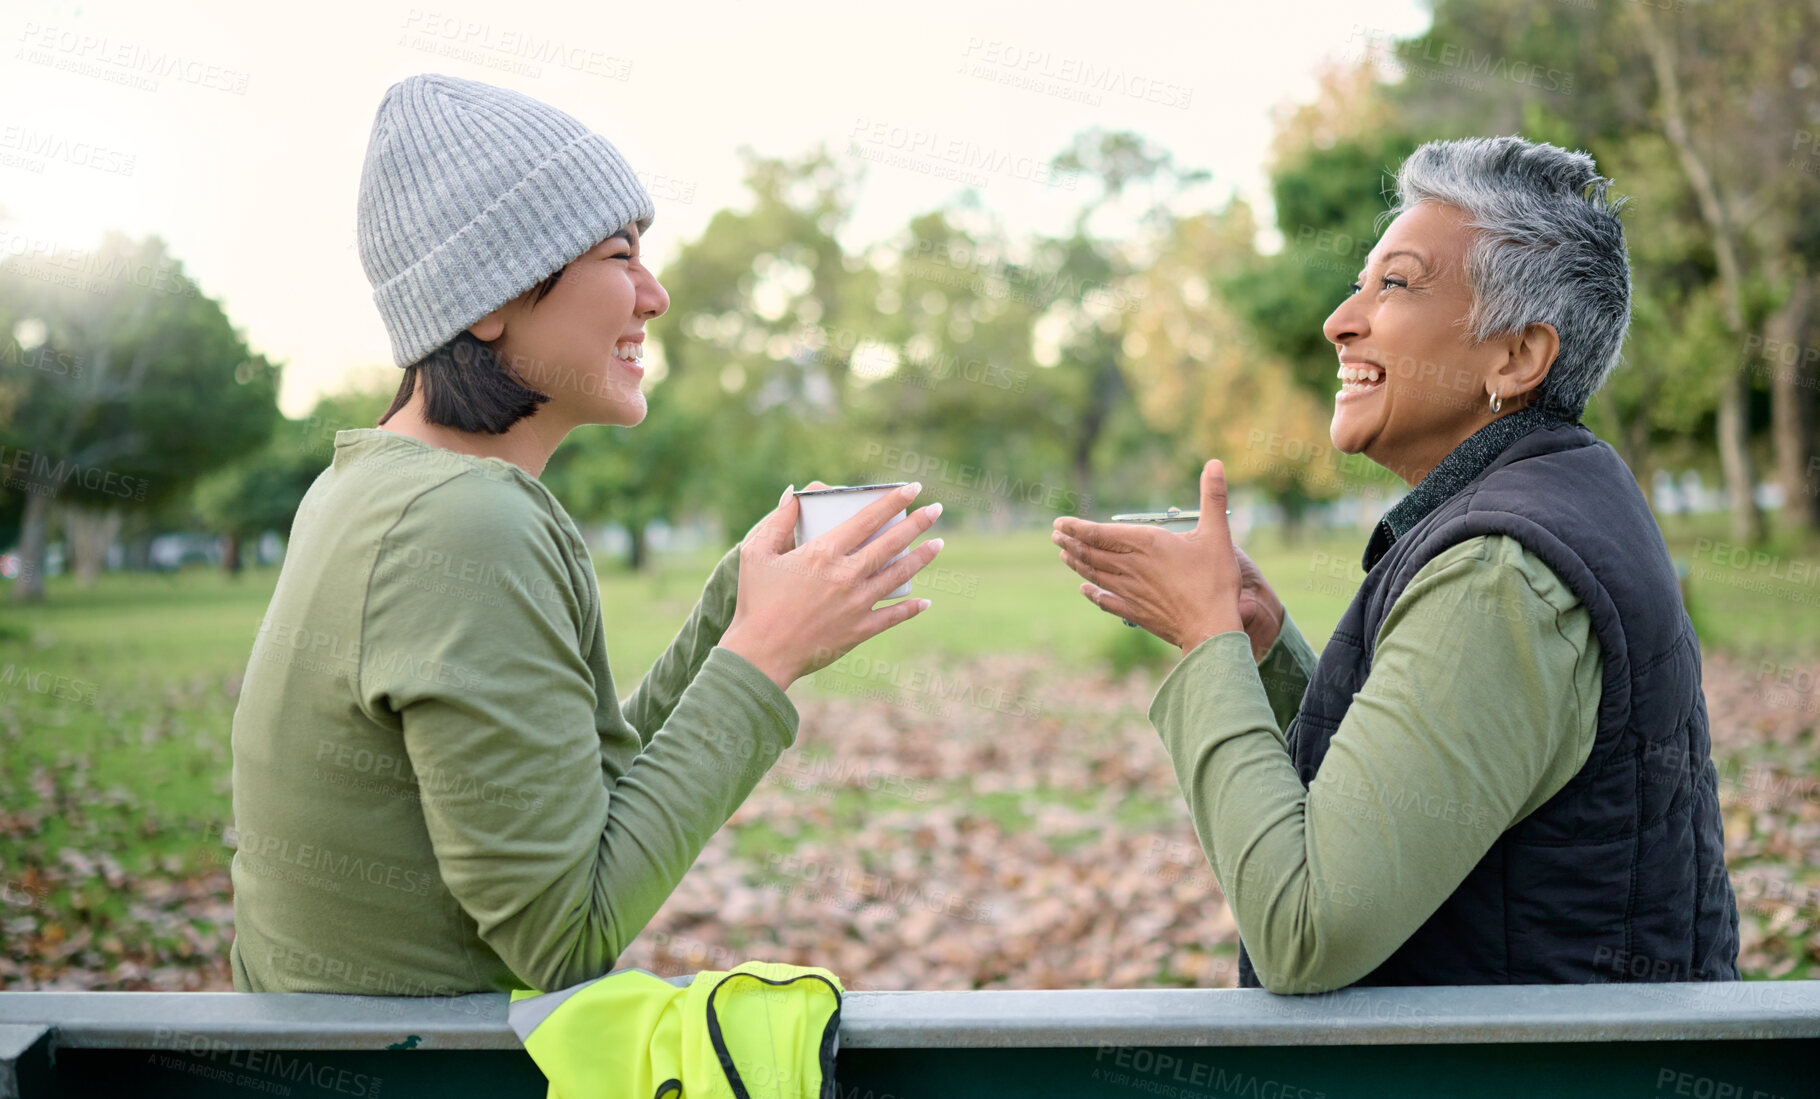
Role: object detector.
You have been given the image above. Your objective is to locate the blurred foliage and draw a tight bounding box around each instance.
[190,387,392,567]
[4,0,1817,583]
[0,232,280,596]
[1385,0,1820,532]
[0,233,280,510]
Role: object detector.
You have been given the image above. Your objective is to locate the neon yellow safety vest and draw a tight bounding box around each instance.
[508,961,843,1099]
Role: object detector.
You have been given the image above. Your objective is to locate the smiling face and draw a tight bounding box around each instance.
[474,222,670,430]
[1322,202,1515,485]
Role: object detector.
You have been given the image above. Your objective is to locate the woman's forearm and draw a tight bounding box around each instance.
[619,543,743,742]
[477,647,796,992]
[1149,538,1599,993]
[1150,631,1387,993]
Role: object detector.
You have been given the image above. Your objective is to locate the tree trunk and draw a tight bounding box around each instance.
[1767,275,1816,532]
[1632,7,1764,544]
[1717,372,1765,544]
[627,520,648,572]
[1069,446,1096,522]
[1070,361,1120,518]
[1597,388,1656,509]
[223,533,243,575]
[13,490,51,603]
[62,503,121,588]
[1275,488,1308,545]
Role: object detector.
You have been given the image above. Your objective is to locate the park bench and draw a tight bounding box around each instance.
[3,981,1817,1097]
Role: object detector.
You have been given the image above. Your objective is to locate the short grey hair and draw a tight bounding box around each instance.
[1384,136,1632,420]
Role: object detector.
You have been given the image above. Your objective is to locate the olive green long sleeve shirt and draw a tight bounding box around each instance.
[1149,534,1603,994]
[230,429,796,995]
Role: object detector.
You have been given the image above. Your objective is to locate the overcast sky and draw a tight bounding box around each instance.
[1,0,1430,416]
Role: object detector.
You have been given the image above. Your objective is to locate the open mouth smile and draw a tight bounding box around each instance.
[1337,362,1385,398]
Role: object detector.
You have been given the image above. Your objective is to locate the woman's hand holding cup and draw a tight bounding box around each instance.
[721,482,944,690]
[1052,460,1283,660]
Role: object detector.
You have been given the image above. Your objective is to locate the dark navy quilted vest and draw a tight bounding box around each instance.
[1237,413,1740,988]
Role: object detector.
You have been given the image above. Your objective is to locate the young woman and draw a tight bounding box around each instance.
[228,73,944,995]
[1053,136,1739,993]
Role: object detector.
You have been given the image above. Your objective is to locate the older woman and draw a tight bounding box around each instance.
[1053,136,1739,993]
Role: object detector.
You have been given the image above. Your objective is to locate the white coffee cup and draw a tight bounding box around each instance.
[793,482,913,599]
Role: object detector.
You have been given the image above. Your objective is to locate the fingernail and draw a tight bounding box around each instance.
[917,598,932,611]
[781,484,794,504]
[902,482,922,499]
[927,538,945,553]
[926,501,943,520]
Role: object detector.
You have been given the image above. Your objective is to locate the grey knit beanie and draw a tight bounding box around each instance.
[357,73,655,368]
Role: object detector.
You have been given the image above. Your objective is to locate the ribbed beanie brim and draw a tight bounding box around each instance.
[357,73,655,368]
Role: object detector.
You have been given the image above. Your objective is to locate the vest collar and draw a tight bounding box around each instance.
[1362,406,1567,571]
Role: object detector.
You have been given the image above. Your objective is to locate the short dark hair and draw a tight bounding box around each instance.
[379,267,565,434]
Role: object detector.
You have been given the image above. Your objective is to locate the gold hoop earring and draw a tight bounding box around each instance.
[1489,390,1503,414]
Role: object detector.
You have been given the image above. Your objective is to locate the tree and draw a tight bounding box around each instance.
[1223,69,1420,400]
[1046,130,1211,511]
[1623,0,1819,536]
[841,206,1075,525]
[0,232,280,600]
[541,398,699,571]
[1386,0,1820,540]
[649,148,869,540]
[1120,202,1360,537]
[192,387,390,572]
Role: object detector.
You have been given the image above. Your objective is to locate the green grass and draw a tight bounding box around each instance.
[7,515,1815,727]
[2,567,268,859]
[1657,513,1820,660]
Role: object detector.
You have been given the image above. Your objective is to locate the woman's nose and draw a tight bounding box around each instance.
[1323,291,1368,347]
[638,269,669,321]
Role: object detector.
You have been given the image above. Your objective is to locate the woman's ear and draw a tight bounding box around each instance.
[1494,321,1559,404]
[467,309,506,342]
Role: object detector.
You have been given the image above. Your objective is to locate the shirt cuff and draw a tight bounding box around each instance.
[1149,630,1286,750]
[704,644,801,747]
